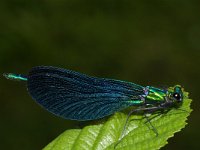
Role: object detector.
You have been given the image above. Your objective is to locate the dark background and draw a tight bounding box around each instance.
[0,1,199,150]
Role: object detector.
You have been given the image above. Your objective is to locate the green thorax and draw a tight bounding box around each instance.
[145,86,166,104]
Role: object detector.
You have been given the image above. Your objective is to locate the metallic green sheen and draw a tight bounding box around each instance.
[145,86,166,104]
[3,73,27,81]
[129,100,144,105]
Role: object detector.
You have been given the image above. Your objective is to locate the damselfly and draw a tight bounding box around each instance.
[3,66,184,136]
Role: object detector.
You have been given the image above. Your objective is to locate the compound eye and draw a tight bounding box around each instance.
[173,93,182,102]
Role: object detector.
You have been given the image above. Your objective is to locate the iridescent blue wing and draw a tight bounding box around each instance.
[27,66,145,120]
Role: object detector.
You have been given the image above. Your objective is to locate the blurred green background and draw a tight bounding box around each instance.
[0,0,199,150]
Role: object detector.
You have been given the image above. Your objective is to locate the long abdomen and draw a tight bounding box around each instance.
[3,73,27,81]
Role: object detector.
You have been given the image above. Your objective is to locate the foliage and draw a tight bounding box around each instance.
[43,88,192,150]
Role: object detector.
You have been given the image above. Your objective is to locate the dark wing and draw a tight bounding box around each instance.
[27,66,145,120]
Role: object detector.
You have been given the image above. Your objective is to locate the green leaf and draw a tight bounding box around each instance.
[43,87,192,150]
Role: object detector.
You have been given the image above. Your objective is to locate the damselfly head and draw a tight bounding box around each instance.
[169,85,183,103]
